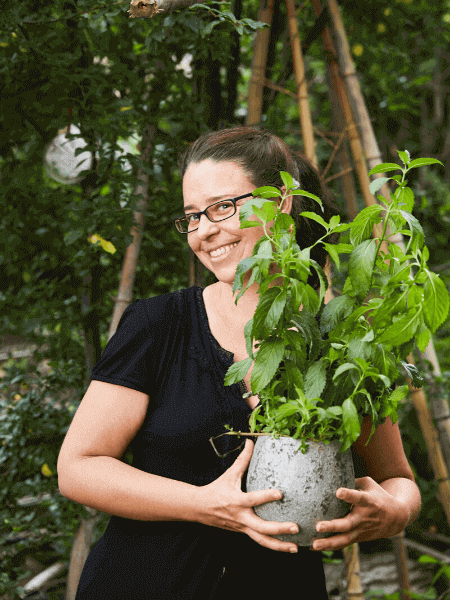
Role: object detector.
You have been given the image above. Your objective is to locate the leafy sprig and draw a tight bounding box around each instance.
[224,151,448,453]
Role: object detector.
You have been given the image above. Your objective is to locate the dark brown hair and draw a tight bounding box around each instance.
[177,125,342,289]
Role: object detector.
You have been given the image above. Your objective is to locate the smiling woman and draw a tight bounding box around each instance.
[61,126,355,600]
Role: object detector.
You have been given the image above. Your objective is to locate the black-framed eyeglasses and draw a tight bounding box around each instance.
[173,192,256,234]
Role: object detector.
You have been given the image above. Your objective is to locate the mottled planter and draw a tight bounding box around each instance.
[247,436,355,546]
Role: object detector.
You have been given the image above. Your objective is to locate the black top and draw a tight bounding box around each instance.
[74,286,328,600]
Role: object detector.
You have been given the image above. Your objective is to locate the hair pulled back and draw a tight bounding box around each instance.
[177,125,342,290]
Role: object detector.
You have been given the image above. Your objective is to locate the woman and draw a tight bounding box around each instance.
[57,126,421,600]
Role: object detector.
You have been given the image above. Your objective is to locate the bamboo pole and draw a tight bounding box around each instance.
[282,0,334,303]
[306,0,387,255]
[284,0,317,170]
[343,543,364,600]
[108,124,155,340]
[246,0,275,127]
[391,531,412,600]
[325,0,450,527]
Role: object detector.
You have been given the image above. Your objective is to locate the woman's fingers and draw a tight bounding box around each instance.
[228,438,254,475]
[200,438,299,552]
[245,528,299,553]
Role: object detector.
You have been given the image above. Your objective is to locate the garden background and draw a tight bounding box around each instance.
[1,0,450,598]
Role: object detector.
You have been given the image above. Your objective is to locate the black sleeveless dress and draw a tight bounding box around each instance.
[74,286,329,599]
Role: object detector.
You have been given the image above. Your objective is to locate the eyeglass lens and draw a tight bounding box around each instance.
[179,201,236,233]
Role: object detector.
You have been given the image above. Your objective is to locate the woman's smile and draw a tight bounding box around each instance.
[207,240,240,260]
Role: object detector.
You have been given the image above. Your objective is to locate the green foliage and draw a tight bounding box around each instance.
[0,353,111,598]
[224,155,449,454]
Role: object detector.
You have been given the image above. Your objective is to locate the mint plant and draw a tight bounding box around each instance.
[223,151,449,454]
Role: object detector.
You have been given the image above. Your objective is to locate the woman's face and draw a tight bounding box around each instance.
[182,159,293,288]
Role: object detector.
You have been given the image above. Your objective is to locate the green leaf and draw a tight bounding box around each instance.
[239,197,272,222]
[350,205,383,247]
[240,220,262,229]
[256,239,273,258]
[418,555,439,564]
[289,189,324,211]
[329,215,340,229]
[342,397,361,440]
[423,270,450,333]
[396,187,414,212]
[332,223,352,233]
[300,283,320,315]
[332,363,360,381]
[275,402,302,420]
[249,405,262,432]
[348,336,372,361]
[323,242,341,271]
[369,177,390,195]
[290,312,322,362]
[407,158,444,170]
[326,406,343,417]
[397,150,410,166]
[299,211,329,230]
[388,385,410,407]
[289,279,304,311]
[250,338,286,393]
[244,318,255,359]
[224,357,253,386]
[280,171,294,191]
[265,288,288,331]
[372,288,408,331]
[252,186,281,197]
[304,359,327,400]
[415,324,431,353]
[232,256,260,297]
[64,228,84,245]
[349,239,378,299]
[399,210,424,254]
[401,362,424,387]
[368,163,403,176]
[320,295,356,334]
[253,287,283,338]
[376,308,422,346]
[333,243,353,254]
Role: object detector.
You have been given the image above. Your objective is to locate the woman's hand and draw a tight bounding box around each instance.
[197,439,299,553]
[311,476,410,552]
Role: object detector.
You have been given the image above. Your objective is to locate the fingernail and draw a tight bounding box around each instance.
[290,526,298,533]
[290,546,298,553]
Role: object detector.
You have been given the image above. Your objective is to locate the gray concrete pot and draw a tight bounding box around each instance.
[247,436,355,546]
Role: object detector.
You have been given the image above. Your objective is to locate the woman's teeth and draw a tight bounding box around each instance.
[209,241,239,258]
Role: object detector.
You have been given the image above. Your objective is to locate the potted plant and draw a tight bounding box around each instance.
[222,151,449,546]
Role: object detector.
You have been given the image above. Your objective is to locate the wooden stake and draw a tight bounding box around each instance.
[391,531,412,600]
[343,543,364,600]
[246,0,275,126]
[108,124,155,340]
[285,0,317,169]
